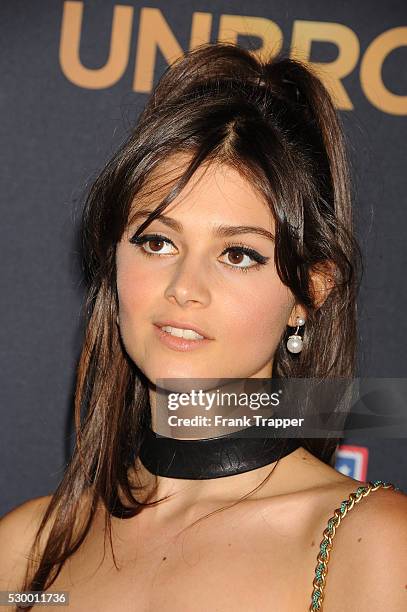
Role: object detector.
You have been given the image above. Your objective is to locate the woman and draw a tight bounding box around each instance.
[0,42,406,612]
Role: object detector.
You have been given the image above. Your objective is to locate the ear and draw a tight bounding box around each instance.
[287,260,337,326]
[309,260,337,310]
[287,302,307,328]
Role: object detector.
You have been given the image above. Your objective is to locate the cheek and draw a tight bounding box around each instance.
[116,256,158,319]
[115,252,158,367]
[224,280,293,349]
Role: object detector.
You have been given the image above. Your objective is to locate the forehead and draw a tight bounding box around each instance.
[130,154,274,229]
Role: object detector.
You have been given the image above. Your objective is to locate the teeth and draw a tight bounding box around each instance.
[161,325,204,340]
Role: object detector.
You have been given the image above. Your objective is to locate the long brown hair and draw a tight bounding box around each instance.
[20,41,361,604]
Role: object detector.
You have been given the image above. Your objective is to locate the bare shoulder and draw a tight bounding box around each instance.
[352,486,407,586]
[287,449,407,609]
[316,481,407,611]
[0,487,96,595]
[0,495,54,590]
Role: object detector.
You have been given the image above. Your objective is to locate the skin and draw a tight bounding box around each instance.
[2,156,406,612]
[115,154,335,508]
[116,159,300,382]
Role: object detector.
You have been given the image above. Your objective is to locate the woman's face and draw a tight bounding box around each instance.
[115,158,298,383]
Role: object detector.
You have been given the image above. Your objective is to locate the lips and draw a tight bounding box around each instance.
[154,320,213,340]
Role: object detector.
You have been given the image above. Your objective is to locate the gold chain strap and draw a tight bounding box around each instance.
[309,480,399,611]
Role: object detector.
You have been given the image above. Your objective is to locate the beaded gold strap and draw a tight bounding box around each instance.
[309,479,400,611]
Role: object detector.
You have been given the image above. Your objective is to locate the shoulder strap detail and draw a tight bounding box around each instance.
[309,480,400,611]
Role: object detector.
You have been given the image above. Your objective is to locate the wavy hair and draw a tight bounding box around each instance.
[19,41,361,606]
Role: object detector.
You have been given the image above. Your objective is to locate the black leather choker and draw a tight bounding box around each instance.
[139,425,302,479]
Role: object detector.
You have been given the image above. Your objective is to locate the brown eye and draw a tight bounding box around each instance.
[148,238,165,252]
[129,233,176,256]
[218,244,270,272]
[129,233,270,271]
[228,251,244,265]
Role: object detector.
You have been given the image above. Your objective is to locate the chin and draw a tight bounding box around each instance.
[150,364,207,381]
[145,363,224,391]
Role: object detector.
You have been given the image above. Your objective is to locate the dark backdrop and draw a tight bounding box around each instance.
[1,0,406,516]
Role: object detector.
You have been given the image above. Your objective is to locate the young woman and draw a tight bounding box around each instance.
[1,42,406,612]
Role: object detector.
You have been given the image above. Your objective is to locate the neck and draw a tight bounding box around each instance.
[134,386,303,506]
[134,443,296,511]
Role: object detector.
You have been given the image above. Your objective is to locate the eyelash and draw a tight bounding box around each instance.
[129,233,269,273]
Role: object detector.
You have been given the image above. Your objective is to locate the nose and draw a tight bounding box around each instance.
[164,254,211,308]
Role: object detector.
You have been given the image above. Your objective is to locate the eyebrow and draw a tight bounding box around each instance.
[131,211,275,243]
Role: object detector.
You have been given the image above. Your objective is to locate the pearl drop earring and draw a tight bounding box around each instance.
[286,316,305,354]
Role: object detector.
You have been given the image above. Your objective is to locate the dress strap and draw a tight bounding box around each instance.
[309,479,400,611]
